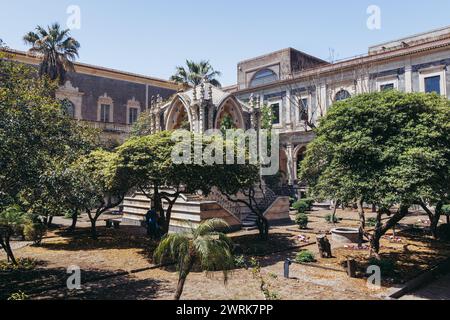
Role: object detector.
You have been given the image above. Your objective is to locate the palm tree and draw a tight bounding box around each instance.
[171,60,222,88]
[23,23,80,85]
[154,219,235,300]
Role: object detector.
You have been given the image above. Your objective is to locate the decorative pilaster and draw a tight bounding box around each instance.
[286,90,292,125]
[405,65,413,93]
[199,104,205,133]
[286,144,295,186]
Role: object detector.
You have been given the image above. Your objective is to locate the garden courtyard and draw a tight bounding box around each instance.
[2,207,449,300]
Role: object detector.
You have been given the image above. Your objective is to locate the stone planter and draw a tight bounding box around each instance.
[331,228,361,244]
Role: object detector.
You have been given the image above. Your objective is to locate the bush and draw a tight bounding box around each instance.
[0,258,37,271]
[293,200,310,213]
[442,205,450,216]
[295,213,309,229]
[295,250,316,263]
[233,255,247,269]
[366,217,377,227]
[7,291,28,300]
[325,214,339,224]
[23,222,47,245]
[302,198,314,210]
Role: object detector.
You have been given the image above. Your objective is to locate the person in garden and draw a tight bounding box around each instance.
[145,207,159,239]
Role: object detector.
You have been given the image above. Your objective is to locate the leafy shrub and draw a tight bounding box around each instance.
[366,217,378,227]
[302,198,314,210]
[295,213,309,229]
[295,250,316,263]
[7,291,28,300]
[0,258,37,271]
[442,205,450,216]
[325,214,339,224]
[23,222,47,245]
[293,200,309,213]
[289,197,297,208]
[233,255,247,269]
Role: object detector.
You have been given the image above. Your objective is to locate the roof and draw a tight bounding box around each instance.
[2,48,179,90]
[232,32,450,94]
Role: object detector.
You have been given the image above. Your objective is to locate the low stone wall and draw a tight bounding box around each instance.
[264,196,291,224]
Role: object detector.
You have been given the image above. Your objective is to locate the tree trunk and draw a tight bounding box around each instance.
[369,206,409,259]
[174,259,195,300]
[47,216,53,228]
[90,218,98,240]
[420,202,442,240]
[357,199,366,247]
[331,200,340,227]
[256,215,269,240]
[1,234,17,265]
[68,209,78,233]
[163,202,175,236]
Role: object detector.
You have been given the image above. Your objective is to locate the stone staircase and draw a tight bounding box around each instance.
[122,185,285,232]
[235,186,279,230]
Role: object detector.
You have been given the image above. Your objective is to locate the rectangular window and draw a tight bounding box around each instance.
[380,83,395,91]
[271,103,280,125]
[425,75,441,94]
[100,104,111,123]
[299,98,308,121]
[129,108,139,124]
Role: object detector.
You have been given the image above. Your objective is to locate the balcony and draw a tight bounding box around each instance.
[80,120,132,134]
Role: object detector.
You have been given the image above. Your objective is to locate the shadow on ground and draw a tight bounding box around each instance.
[0,264,171,300]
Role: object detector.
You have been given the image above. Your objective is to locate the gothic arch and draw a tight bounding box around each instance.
[214,97,245,130]
[165,96,193,131]
[293,145,307,180]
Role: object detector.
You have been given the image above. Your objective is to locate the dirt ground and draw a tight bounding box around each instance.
[1,208,449,300]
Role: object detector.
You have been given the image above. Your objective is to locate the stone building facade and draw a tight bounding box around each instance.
[148,26,450,198]
[6,49,178,144]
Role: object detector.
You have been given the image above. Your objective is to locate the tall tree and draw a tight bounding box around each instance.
[171,60,222,87]
[116,131,215,236]
[154,219,234,300]
[74,150,131,240]
[0,53,94,211]
[300,91,450,258]
[23,22,80,84]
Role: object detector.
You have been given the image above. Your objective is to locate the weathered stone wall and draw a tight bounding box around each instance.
[66,72,175,124]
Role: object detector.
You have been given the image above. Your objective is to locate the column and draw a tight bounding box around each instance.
[285,90,292,125]
[286,144,295,186]
[199,105,205,133]
[154,111,160,132]
[405,65,413,93]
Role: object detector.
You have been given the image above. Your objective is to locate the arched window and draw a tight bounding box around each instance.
[335,90,351,102]
[250,69,278,87]
[60,99,75,117]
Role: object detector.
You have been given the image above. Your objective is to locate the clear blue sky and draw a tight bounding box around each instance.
[1,0,450,86]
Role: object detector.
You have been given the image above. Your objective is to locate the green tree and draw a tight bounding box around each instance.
[171,60,222,87]
[300,91,450,257]
[0,206,30,265]
[116,131,213,236]
[23,22,80,84]
[0,54,95,212]
[153,219,234,300]
[75,150,131,239]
